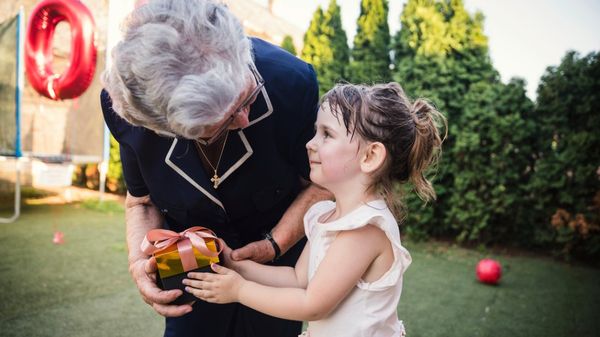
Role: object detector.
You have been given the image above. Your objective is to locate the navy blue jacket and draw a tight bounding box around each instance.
[101,38,318,337]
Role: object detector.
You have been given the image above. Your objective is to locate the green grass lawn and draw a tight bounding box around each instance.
[1,202,598,337]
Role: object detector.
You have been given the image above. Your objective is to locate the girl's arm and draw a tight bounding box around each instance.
[185,225,387,321]
[227,242,310,288]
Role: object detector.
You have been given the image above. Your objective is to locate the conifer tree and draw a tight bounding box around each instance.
[393,0,495,119]
[319,0,349,93]
[348,0,391,83]
[301,2,350,95]
[301,7,325,70]
[280,35,296,55]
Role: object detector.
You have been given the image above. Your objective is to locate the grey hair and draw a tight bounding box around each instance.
[102,0,253,138]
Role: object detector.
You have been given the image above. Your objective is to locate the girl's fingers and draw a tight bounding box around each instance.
[211,263,231,274]
[184,286,208,299]
[187,272,213,280]
[182,278,205,289]
[185,287,219,303]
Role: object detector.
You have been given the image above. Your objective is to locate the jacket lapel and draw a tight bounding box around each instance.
[219,85,273,182]
[164,138,225,210]
[163,85,273,210]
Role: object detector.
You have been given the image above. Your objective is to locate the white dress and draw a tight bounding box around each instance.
[301,200,412,337]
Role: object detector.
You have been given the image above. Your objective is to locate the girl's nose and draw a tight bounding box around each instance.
[306,136,317,151]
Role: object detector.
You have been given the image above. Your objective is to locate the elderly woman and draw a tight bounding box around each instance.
[101,1,328,336]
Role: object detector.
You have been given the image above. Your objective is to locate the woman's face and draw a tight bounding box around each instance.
[306,104,362,190]
[197,84,254,140]
[197,67,262,143]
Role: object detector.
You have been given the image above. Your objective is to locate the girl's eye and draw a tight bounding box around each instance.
[323,131,330,139]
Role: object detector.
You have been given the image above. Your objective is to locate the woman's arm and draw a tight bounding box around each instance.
[230,181,332,262]
[185,225,386,321]
[125,193,193,317]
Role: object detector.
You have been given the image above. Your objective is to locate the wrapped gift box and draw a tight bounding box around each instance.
[142,226,223,305]
[155,239,220,304]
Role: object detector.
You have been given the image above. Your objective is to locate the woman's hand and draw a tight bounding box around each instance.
[219,241,237,267]
[230,238,276,263]
[130,257,193,316]
[183,263,246,304]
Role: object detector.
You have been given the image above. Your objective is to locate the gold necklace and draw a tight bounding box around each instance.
[195,131,229,189]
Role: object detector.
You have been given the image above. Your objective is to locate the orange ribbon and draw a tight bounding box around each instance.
[141,226,223,273]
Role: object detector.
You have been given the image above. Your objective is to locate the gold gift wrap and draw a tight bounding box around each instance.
[154,239,220,279]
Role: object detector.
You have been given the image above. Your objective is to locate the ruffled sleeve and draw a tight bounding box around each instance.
[303,200,335,241]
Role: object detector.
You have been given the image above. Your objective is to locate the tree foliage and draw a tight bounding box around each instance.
[301,7,326,70]
[395,0,487,58]
[301,1,350,95]
[529,51,600,258]
[390,0,600,260]
[348,0,391,83]
[393,0,501,240]
[446,79,536,243]
[320,0,350,93]
[280,35,297,56]
[106,135,126,194]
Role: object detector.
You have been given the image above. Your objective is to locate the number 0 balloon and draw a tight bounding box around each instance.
[25,0,97,100]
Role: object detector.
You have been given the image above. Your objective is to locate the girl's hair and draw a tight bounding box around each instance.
[322,82,447,218]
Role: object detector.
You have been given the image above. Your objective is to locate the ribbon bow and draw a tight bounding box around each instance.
[141,226,224,273]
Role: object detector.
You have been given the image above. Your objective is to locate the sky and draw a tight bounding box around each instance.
[260,0,600,99]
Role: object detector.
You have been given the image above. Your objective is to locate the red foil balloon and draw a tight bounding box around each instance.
[25,0,97,100]
[476,258,502,285]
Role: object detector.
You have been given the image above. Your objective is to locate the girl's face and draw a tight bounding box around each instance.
[306,104,363,190]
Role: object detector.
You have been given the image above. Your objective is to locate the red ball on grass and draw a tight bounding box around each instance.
[53,231,65,245]
[476,258,502,285]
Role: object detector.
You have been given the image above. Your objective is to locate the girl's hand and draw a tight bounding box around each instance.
[183,263,245,304]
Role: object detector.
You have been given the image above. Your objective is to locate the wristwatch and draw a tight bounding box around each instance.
[264,231,281,262]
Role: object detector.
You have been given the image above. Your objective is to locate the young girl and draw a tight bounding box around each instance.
[183,82,446,337]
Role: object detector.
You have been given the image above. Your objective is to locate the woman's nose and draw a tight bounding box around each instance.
[232,107,250,129]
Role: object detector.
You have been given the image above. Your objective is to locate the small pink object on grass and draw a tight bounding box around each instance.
[53,231,65,245]
[476,258,502,285]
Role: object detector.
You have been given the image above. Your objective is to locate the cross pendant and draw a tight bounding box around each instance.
[211,173,220,189]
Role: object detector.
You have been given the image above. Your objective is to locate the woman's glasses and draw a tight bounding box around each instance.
[198,64,265,145]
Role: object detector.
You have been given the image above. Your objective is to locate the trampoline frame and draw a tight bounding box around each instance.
[1,7,24,223]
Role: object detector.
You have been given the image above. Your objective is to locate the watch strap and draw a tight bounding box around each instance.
[264,232,281,261]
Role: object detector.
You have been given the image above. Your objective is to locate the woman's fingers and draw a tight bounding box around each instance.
[152,302,193,317]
